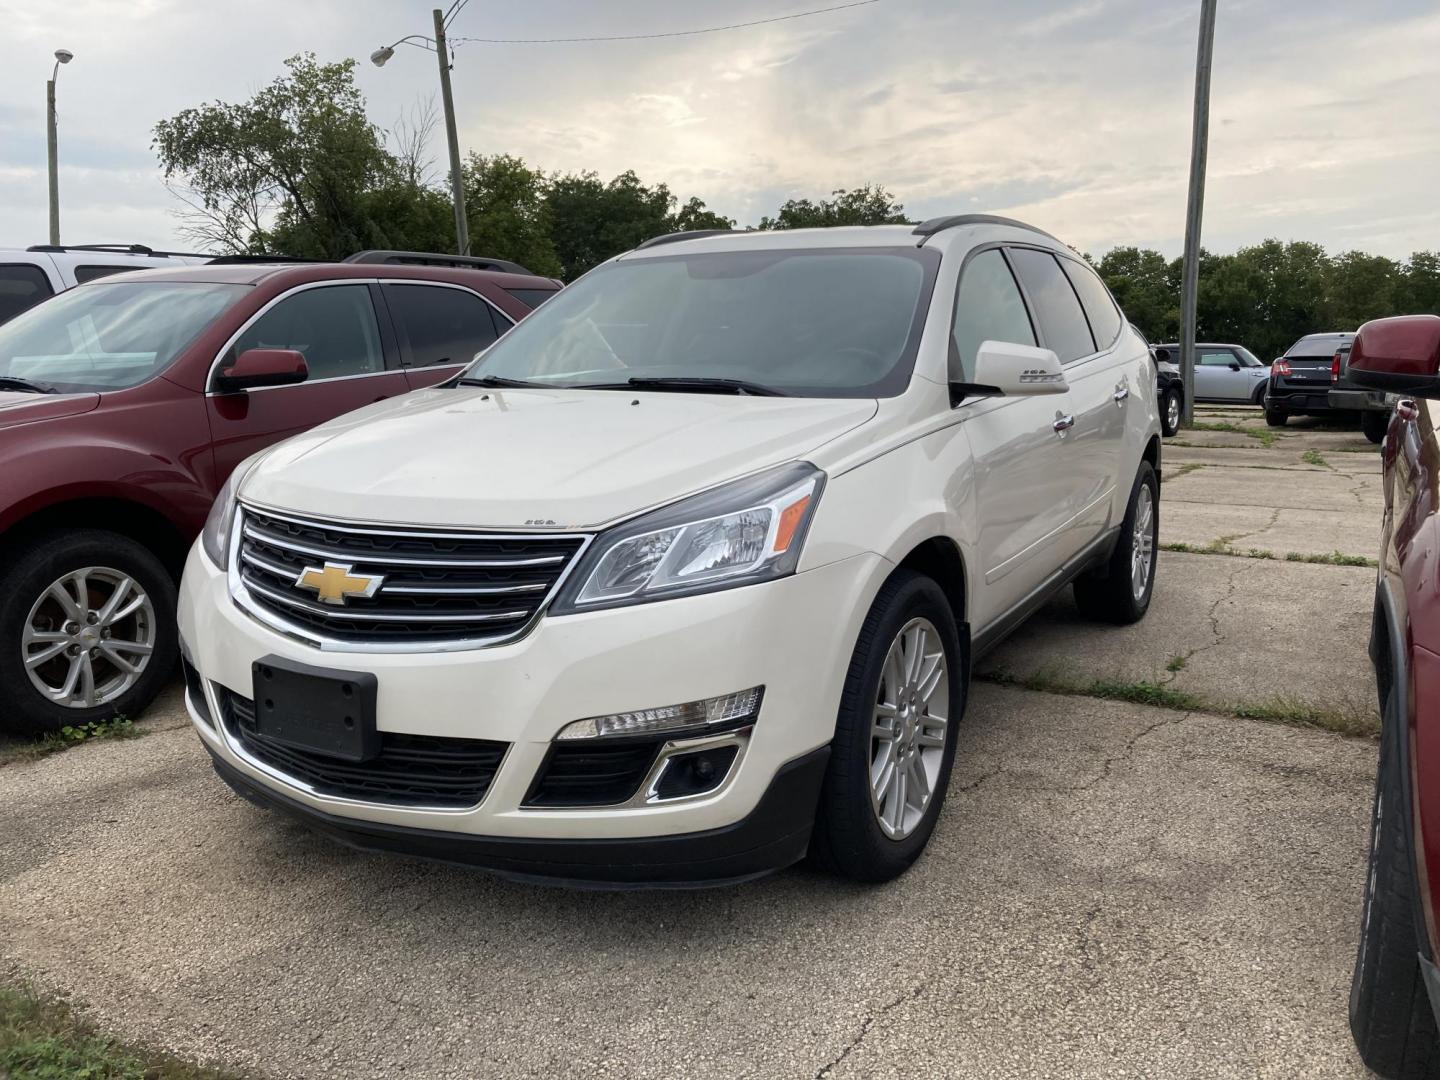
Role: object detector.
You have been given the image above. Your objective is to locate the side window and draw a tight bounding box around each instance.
[1199,350,1236,367]
[74,265,140,284]
[950,249,1036,381]
[1007,248,1096,364]
[1060,259,1122,350]
[0,264,55,325]
[385,284,503,367]
[231,285,383,381]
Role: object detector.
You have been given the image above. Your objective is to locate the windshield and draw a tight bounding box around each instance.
[464,247,939,398]
[0,281,246,393]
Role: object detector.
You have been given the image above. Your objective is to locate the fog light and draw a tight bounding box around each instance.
[653,745,740,800]
[556,687,762,741]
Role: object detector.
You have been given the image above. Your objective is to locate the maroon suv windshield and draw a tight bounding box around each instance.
[0,280,245,393]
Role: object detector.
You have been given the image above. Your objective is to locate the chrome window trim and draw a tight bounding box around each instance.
[201,676,507,815]
[205,278,389,395]
[227,504,593,654]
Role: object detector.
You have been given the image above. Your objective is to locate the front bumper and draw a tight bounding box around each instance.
[178,541,886,880]
[207,744,829,887]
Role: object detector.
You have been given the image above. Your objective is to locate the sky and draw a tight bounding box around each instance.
[1,0,1437,260]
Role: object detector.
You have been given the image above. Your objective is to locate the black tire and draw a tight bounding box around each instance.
[1160,388,1182,437]
[1265,407,1288,427]
[811,569,965,883]
[1073,461,1159,625]
[1349,690,1440,1078]
[0,529,177,737]
[1253,383,1269,407]
[1363,410,1389,445]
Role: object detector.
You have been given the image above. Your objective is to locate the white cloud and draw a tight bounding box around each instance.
[1,0,1436,259]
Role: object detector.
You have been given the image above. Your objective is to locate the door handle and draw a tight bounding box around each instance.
[1053,414,1076,433]
[1112,386,1129,403]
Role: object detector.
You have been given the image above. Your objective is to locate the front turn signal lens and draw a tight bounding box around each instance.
[556,687,763,741]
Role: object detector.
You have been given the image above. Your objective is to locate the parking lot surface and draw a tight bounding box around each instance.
[0,408,1383,1078]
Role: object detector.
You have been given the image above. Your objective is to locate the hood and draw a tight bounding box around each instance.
[244,386,878,529]
[0,391,100,429]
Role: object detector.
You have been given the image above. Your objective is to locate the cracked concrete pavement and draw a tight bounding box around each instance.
[0,405,1386,1078]
[1,686,1374,1080]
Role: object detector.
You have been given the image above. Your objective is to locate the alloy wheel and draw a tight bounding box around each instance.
[1131,485,1156,601]
[22,567,156,709]
[1167,392,1181,432]
[869,617,949,840]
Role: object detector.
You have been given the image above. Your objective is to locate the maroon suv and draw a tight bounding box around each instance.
[0,259,558,735]
[1346,314,1440,1077]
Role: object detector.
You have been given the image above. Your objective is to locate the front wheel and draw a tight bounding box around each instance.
[0,530,177,736]
[1349,690,1440,1077]
[1073,461,1158,625]
[1161,388,1182,437]
[811,570,964,882]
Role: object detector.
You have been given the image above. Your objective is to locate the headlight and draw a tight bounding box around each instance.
[200,454,266,568]
[552,462,825,612]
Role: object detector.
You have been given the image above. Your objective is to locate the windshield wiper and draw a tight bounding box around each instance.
[615,376,790,397]
[0,376,57,395]
[454,375,547,390]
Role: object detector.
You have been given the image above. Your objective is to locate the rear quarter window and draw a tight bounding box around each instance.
[1007,248,1096,364]
[505,287,559,310]
[74,264,141,284]
[0,264,55,325]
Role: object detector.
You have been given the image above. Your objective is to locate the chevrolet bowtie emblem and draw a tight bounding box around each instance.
[295,562,384,606]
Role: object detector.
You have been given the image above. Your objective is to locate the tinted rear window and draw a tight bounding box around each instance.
[505,287,559,309]
[1286,337,1351,358]
[0,264,55,325]
[74,264,141,284]
[1008,248,1096,363]
[1060,259,1122,350]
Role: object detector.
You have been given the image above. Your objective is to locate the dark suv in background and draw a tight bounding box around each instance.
[1265,331,1355,426]
[0,254,558,735]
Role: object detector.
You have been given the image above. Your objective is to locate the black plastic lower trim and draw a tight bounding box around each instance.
[206,744,830,889]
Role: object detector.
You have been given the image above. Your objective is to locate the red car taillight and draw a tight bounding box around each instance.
[1272,359,1293,376]
[1331,352,1342,383]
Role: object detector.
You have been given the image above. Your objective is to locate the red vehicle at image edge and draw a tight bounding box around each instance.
[0,256,559,736]
[1347,313,1440,1078]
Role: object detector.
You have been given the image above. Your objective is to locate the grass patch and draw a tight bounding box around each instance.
[980,670,1378,738]
[11,716,138,762]
[1165,655,1188,673]
[0,981,242,1079]
[1186,421,1278,448]
[1301,449,1330,468]
[1284,550,1377,568]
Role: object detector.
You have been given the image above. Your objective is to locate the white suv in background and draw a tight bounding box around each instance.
[178,216,1161,886]
[0,244,210,326]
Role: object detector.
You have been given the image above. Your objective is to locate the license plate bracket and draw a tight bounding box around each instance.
[251,656,379,762]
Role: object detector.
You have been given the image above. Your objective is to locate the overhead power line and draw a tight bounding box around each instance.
[450,0,881,45]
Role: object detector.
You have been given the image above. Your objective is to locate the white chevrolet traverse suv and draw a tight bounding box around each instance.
[178,217,1161,886]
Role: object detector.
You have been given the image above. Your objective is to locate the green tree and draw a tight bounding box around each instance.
[1400,252,1440,315]
[1095,246,1177,342]
[154,53,444,258]
[757,184,910,230]
[544,170,732,280]
[463,153,563,278]
[1325,251,1403,329]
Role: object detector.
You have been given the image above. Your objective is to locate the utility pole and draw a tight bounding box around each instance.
[432,7,470,256]
[1179,0,1217,426]
[46,76,59,245]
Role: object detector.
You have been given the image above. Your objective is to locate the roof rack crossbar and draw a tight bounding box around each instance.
[633,230,735,251]
[343,250,533,275]
[205,254,325,265]
[910,215,1059,243]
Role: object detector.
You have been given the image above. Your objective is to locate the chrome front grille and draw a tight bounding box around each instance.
[233,505,587,648]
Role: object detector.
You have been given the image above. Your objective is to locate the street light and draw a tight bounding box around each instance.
[371,11,470,256]
[47,48,74,246]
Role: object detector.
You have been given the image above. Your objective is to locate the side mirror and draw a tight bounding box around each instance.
[952,341,1068,404]
[1228,361,1240,371]
[215,348,308,393]
[1348,315,1440,398]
